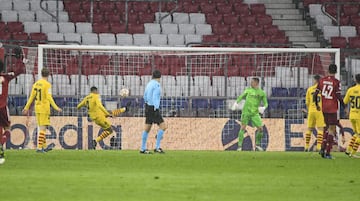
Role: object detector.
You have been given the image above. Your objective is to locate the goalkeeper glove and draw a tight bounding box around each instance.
[258,106,266,114]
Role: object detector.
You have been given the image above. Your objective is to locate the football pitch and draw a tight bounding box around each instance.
[1,150,358,201]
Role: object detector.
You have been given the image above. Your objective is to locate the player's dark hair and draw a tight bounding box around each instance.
[314,74,321,81]
[252,77,260,83]
[355,74,360,84]
[41,68,50,77]
[152,69,161,79]
[90,86,98,92]
[328,64,337,74]
[0,59,4,72]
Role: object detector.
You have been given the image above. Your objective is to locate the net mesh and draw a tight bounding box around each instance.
[11,46,338,150]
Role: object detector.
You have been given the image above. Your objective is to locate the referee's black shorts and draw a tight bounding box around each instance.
[145,103,164,125]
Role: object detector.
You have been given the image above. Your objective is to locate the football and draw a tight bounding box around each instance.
[119,88,129,97]
[0,158,5,165]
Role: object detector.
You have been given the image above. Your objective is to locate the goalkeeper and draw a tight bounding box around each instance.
[234,77,268,151]
[77,86,130,149]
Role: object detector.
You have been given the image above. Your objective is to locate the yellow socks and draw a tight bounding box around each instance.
[316,130,323,151]
[305,130,311,150]
[38,130,46,150]
[96,130,113,142]
[112,108,126,116]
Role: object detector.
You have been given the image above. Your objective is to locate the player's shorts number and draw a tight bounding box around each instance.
[322,85,333,99]
[350,96,360,109]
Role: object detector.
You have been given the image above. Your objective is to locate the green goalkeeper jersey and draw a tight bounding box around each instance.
[236,87,268,115]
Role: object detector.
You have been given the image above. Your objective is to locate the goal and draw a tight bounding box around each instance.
[21,45,340,151]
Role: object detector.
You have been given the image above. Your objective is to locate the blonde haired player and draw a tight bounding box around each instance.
[344,74,360,158]
[22,68,62,152]
[77,86,130,149]
[304,75,325,151]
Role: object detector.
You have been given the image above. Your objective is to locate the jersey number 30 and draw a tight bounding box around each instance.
[322,85,333,99]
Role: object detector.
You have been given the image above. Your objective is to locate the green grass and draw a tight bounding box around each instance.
[1,150,359,201]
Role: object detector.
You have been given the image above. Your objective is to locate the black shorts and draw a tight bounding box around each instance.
[145,104,164,125]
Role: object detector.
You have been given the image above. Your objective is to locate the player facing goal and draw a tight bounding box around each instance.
[21,45,341,150]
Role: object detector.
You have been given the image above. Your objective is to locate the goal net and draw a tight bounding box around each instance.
[17,45,340,151]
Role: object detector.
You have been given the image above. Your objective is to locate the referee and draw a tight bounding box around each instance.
[140,69,167,154]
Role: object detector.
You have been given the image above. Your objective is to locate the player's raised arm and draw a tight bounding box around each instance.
[76,98,86,109]
[236,89,248,103]
[262,92,268,109]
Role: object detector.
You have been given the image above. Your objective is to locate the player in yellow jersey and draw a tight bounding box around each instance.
[77,86,130,150]
[344,74,360,158]
[304,75,325,151]
[22,68,62,152]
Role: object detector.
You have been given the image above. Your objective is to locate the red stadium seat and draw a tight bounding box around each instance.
[7,22,24,33]
[109,22,126,34]
[70,13,88,22]
[130,1,149,13]
[351,15,360,27]
[138,12,155,24]
[0,22,6,32]
[128,13,139,23]
[165,1,177,12]
[139,65,152,76]
[348,37,360,48]
[330,37,347,48]
[64,1,81,11]
[81,1,92,12]
[104,13,122,23]
[216,4,233,14]
[212,24,230,35]
[223,14,239,25]
[93,55,110,65]
[227,65,240,76]
[219,34,236,43]
[93,23,109,33]
[250,4,266,15]
[343,5,359,16]
[127,23,144,34]
[148,2,159,12]
[247,25,263,35]
[115,1,125,11]
[200,2,216,13]
[92,13,105,23]
[233,3,249,15]
[263,25,280,36]
[182,2,199,13]
[236,34,254,43]
[29,32,47,44]
[357,26,360,35]
[98,1,116,12]
[240,15,256,25]
[254,35,271,44]
[303,0,317,7]
[256,14,272,26]
[202,35,219,43]
[325,4,337,18]
[270,36,288,45]
[206,13,223,24]
[230,25,246,35]
[340,16,350,26]
[12,32,29,41]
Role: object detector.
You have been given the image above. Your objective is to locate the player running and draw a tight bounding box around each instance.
[344,74,360,158]
[314,64,345,159]
[140,69,167,154]
[77,86,130,150]
[22,68,62,152]
[235,77,268,151]
[304,75,325,151]
[0,59,22,161]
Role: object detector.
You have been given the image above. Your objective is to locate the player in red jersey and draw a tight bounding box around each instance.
[0,59,22,160]
[314,64,345,159]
